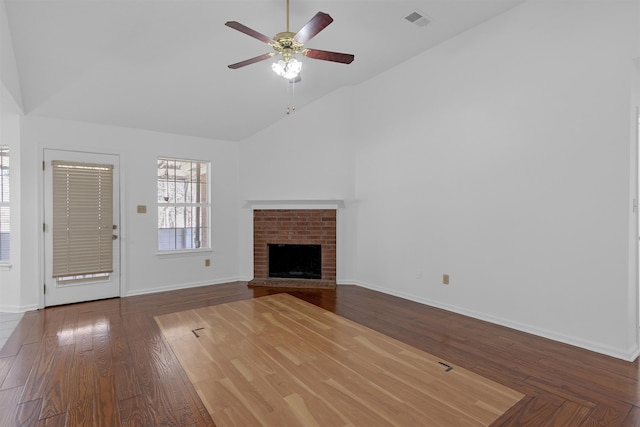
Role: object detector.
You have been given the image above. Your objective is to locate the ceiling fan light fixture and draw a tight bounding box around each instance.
[225,0,353,91]
[272,57,302,80]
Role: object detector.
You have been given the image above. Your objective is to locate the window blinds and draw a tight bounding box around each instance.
[51,161,114,278]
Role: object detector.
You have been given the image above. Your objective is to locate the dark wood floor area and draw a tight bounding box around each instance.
[0,282,639,426]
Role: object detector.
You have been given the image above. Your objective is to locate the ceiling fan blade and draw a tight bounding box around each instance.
[303,49,354,64]
[225,21,274,44]
[228,53,275,69]
[294,12,333,44]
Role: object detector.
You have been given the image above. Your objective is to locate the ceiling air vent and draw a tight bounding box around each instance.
[405,11,430,27]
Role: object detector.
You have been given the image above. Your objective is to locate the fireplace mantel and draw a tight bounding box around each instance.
[244,199,345,210]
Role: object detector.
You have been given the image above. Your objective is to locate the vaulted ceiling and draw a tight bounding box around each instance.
[3,0,525,141]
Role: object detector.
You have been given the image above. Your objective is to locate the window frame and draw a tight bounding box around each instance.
[156,157,211,254]
[0,145,10,265]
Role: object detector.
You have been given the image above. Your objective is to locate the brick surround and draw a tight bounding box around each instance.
[253,209,336,281]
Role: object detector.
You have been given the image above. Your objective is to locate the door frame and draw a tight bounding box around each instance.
[40,148,124,307]
[632,58,640,350]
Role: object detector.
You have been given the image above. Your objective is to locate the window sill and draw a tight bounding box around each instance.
[156,249,213,258]
[0,262,12,271]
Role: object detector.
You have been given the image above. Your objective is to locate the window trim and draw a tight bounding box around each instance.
[155,248,213,257]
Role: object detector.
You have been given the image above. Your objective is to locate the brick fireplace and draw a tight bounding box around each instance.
[251,209,336,285]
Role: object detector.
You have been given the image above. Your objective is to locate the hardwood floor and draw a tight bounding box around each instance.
[0,312,24,351]
[0,281,638,426]
[156,294,523,426]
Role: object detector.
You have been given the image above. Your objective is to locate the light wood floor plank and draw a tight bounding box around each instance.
[157,293,523,427]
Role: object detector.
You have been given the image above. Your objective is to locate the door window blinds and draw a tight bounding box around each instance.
[51,161,114,278]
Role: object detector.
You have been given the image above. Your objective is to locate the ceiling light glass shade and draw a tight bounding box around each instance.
[272,58,302,80]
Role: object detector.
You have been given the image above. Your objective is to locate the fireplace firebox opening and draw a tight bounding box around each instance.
[268,244,322,280]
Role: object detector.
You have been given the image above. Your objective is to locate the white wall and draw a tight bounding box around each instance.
[236,0,640,360]
[237,87,357,281]
[351,0,640,360]
[0,0,23,111]
[16,116,240,309]
[4,0,639,361]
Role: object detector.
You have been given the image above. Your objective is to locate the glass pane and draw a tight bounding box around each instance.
[175,181,186,203]
[0,172,8,202]
[174,206,185,228]
[196,205,208,248]
[0,205,9,261]
[158,206,175,229]
[158,206,176,251]
[157,180,168,203]
[0,146,8,203]
[56,272,110,286]
[198,163,207,204]
[157,205,208,250]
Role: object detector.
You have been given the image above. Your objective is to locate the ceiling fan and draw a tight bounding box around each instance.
[225,0,354,81]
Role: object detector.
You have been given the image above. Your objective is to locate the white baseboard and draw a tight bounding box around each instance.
[124,277,244,297]
[336,279,359,286]
[352,280,640,362]
[118,277,640,362]
[0,304,38,313]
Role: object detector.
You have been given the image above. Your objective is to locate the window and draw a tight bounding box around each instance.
[157,158,210,251]
[0,146,9,261]
[51,161,114,281]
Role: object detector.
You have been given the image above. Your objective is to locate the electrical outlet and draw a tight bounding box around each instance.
[204,259,211,267]
[137,205,147,214]
[443,274,449,285]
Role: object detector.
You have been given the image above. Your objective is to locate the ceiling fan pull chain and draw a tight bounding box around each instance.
[286,78,295,115]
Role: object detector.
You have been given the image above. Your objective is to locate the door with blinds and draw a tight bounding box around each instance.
[44,150,120,306]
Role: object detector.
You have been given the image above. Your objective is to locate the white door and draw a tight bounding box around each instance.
[43,149,120,306]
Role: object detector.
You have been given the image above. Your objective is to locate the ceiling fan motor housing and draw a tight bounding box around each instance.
[272,32,304,62]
